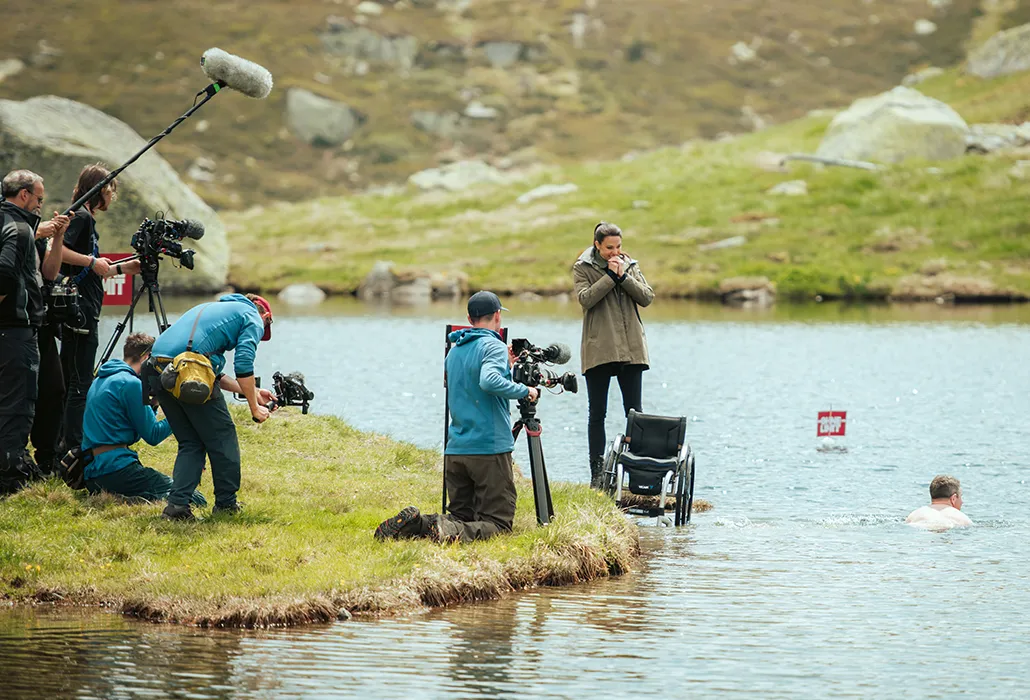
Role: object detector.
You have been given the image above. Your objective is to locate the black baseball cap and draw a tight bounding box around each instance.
[467,290,508,318]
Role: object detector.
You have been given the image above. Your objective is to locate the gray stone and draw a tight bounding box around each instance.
[356,1,384,15]
[718,277,776,307]
[408,160,509,192]
[767,180,808,196]
[902,66,945,86]
[700,236,748,251]
[186,156,217,183]
[516,183,578,205]
[914,19,937,36]
[816,86,969,163]
[277,283,327,306]
[390,276,432,305]
[429,270,468,299]
[358,261,398,300]
[320,20,419,70]
[0,58,24,84]
[966,122,1030,153]
[481,42,522,68]
[1009,160,1030,179]
[730,42,757,63]
[411,110,461,139]
[0,95,228,292]
[337,608,352,621]
[464,101,499,119]
[967,23,1030,79]
[286,89,362,147]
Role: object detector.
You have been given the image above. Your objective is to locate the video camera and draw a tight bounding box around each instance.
[43,279,86,329]
[268,371,315,414]
[510,338,578,394]
[130,215,205,277]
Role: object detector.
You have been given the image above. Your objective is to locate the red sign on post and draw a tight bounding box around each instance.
[817,411,847,437]
[101,253,135,306]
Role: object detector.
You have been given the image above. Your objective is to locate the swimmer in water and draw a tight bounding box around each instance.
[906,475,973,530]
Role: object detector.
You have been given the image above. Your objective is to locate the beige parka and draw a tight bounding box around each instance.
[572,246,654,374]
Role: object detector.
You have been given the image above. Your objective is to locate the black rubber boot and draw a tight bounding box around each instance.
[589,457,604,490]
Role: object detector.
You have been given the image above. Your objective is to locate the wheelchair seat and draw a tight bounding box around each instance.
[601,409,696,526]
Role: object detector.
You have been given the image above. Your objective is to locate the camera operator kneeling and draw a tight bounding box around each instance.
[144,293,275,522]
[82,332,205,506]
[375,291,539,543]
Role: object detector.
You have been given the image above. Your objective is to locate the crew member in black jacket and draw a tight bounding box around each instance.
[0,169,69,494]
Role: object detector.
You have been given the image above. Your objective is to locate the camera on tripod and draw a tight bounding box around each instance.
[130,215,205,276]
[510,338,578,394]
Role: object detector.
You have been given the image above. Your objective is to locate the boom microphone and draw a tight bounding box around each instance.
[543,343,572,365]
[200,48,274,99]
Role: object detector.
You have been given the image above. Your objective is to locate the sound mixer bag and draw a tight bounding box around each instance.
[160,304,216,404]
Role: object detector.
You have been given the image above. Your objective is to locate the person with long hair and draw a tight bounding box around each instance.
[60,164,141,452]
[573,222,654,488]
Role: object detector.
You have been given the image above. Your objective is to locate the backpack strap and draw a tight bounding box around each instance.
[185,303,210,353]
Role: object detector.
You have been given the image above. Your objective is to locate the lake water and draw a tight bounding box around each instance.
[2,299,1029,697]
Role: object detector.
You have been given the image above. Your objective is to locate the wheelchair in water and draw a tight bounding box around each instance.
[601,409,696,526]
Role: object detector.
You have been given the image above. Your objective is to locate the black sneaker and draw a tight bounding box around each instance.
[162,503,196,521]
[212,502,244,516]
[374,506,422,541]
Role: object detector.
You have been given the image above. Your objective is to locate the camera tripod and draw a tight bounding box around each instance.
[511,396,554,526]
[94,260,170,375]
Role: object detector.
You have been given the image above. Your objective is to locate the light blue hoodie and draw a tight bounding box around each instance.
[445,327,529,455]
[151,293,264,377]
[82,360,172,479]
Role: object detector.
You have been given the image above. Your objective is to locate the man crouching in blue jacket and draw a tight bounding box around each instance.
[376,291,539,542]
[83,332,205,506]
[147,293,275,521]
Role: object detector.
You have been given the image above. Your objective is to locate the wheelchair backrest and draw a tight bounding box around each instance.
[625,410,686,458]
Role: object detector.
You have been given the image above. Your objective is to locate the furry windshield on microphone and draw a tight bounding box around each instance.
[200,48,273,99]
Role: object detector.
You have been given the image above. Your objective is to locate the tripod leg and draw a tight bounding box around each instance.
[152,286,171,333]
[525,433,554,526]
[94,284,148,375]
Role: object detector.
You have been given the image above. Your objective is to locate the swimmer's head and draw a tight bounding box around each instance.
[929,475,963,509]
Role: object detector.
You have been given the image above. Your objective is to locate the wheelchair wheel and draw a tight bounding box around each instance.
[685,451,696,523]
[673,461,688,526]
[601,447,618,497]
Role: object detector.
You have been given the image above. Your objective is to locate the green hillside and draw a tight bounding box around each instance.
[223,67,1030,302]
[1,0,987,208]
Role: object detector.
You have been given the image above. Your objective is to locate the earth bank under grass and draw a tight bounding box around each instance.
[0,409,640,628]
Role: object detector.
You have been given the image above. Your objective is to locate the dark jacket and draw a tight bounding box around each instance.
[572,246,654,373]
[0,200,44,327]
[445,327,529,455]
[60,208,103,322]
[82,359,171,479]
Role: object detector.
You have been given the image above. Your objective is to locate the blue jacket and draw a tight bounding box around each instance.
[82,360,172,479]
[151,294,264,378]
[445,328,529,455]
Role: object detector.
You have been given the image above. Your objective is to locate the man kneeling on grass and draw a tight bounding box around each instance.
[81,332,205,506]
[376,291,538,543]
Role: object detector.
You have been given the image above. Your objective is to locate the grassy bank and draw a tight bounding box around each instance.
[0,409,640,627]
[224,68,1030,302]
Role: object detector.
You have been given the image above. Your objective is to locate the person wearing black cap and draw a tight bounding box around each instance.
[375,291,539,542]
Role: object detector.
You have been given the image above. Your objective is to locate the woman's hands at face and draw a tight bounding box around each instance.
[607,255,625,276]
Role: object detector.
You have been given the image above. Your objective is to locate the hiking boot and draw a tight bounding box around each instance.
[427,514,460,543]
[212,502,244,516]
[374,506,422,541]
[589,457,604,490]
[162,503,196,522]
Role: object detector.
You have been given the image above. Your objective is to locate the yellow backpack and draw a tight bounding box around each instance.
[160,304,216,404]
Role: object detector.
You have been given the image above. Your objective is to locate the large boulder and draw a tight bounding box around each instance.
[967,23,1030,79]
[285,89,363,147]
[815,87,969,163]
[408,160,510,192]
[0,96,228,292]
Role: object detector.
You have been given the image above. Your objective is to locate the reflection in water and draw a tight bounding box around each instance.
[3,304,1030,697]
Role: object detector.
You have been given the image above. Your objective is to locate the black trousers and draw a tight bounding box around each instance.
[0,326,39,490]
[61,319,99,451]
[31,324,65,470]
[585,362,645,463]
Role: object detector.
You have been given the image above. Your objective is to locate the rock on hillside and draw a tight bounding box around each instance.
[967,22,1030,78]
[816,87,969,163]
[0,96,228,292]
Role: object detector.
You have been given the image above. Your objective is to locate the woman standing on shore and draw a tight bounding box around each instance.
[573,222,654,488]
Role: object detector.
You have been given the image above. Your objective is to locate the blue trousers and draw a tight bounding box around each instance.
[86,458,207,507]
